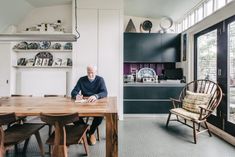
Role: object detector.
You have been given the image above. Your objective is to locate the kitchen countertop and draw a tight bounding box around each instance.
[124,82,185,87]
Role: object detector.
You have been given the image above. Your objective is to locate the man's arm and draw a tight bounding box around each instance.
[71,80,81,99]
[96,77,108,99]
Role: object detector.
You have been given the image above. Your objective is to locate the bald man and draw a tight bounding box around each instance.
[71,65,108,145]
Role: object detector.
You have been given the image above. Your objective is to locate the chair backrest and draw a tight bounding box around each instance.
[179,79,223,119]
[11,94,32,97]
[40,113,79,126]
[40,113,79,146]
[0,113,17,126]
[44,95,66,97]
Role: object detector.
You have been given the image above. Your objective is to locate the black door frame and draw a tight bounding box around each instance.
[194,14,235,136]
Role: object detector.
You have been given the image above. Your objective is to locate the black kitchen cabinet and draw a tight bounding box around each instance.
[123,84,184,114]
[161,33,181,62]
[124,33,181,62]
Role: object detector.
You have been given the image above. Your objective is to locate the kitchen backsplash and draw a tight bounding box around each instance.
[124,63,175,75]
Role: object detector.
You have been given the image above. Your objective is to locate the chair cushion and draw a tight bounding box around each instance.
[182,91,211,113]
[170,108,201,122]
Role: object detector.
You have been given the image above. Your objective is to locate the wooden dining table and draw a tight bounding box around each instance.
[0,96,118,157]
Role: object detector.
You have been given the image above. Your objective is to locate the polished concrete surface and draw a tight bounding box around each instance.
[5,116,235,157]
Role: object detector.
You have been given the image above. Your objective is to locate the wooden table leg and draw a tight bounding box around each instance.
[52,145,67,157]
[106,113,118,157]
[0,128,5,157]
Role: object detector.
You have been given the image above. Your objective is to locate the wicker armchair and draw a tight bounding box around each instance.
[166,79,223,144]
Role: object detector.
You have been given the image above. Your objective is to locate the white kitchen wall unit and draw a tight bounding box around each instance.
[11,42,73,96]
[17,71,66,96]
[73,0,123,119]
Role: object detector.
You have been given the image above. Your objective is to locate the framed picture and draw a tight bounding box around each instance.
[42,58,49,66]
[34,57,43,66]
[17,58,26,66]
[26,58,35,66]
[183,33,187,61]
[61,59,67,66]
[52,58,62,67]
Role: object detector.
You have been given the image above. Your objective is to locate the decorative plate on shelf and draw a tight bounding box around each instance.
[39,41,51,50]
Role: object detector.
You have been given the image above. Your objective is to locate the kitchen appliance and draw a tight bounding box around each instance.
[164,68,183,80]
[142,77,155,83]
[123,75,134,83]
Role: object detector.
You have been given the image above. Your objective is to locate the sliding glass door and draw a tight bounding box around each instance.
[225,16,235,135]
[196,30,217,82]
[195,15,235,136]
[195,24,222,127]
[228,21,235,124]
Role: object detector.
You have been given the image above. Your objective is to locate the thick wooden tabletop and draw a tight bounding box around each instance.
[0,96,118,157]
[0,96,117,116]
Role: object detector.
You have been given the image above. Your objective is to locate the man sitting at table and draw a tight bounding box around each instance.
[71,65,108,145]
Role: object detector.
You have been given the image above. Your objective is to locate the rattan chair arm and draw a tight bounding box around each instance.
[198,105,213,112]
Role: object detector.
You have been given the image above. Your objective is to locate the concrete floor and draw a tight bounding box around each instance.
[5,116,235,157]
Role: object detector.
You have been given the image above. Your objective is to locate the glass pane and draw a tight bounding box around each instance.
[183,18,188,30]
[216,0,226,9]
[196,6,203,22]
[205,0,213,16]
[197,30,217,82]
[190,12,195,26]
[228,21,235,123]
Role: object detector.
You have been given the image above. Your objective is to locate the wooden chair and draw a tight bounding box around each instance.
[166,79,223,144]
[40,112,89,157]
[0,113,45,156]
[9,95,33,126]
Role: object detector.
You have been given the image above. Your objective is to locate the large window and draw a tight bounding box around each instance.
[216,0,226,10]
[176,0,234,32]
[196,30,217,82]
[228,21,235,123]
[195,15,235,136]
[205,0,213,17]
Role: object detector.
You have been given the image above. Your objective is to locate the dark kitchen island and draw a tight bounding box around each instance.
[124,82,185,114]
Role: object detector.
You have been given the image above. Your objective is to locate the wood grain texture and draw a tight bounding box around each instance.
[0,97,118,157]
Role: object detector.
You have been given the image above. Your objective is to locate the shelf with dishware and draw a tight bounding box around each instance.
[12,41,73,68]
[13,65,72,68]
[12,49,72,53]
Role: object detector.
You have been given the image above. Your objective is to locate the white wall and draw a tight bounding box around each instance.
[179,1,235,82]
[72,0,124,119]
[0,0,33,33]
[17,5,72,33]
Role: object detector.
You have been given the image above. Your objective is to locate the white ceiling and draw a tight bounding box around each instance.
[25,0,202,21]
[25,0,72,7]
[0,0,202,33]
[22,0,202,21]
[124,0,202,21]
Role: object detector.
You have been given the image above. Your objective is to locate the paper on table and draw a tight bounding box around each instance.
[75,99,88,103]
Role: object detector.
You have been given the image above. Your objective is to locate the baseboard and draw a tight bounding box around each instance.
[208,123,235,146]
[124,114,168,118]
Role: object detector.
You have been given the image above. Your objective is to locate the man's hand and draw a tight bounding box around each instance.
[76,94,83,100]
[87,95,97,102]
